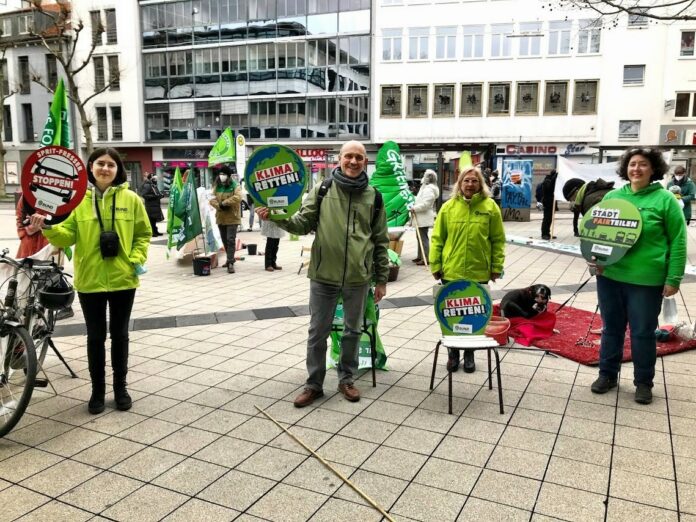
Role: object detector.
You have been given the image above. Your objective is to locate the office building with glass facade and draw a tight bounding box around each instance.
[140,0,371,144]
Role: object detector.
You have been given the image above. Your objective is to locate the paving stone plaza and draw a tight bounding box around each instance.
[1,205,695,522]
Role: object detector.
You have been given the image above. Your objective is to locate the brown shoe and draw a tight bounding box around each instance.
[293,387,323,408]
[415,260,425,266]
[338,382,360,402]
[273,265,282,270]
[265,266,274,272]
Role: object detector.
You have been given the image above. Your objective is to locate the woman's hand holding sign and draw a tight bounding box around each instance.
[29,214,49,230]
[587,256,604,276]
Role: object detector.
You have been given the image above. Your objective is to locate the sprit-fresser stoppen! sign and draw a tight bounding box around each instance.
[21,146,87,225]
[434,280,492,336]
[580,199,643,266]
[244,144,307,221]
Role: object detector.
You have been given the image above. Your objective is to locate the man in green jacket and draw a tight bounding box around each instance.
[256,140,389,407]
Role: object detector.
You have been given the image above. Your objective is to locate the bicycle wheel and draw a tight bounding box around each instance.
[0,325,37,437]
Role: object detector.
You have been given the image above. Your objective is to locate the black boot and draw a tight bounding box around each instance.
[112,341,132,411]
[88,383,105,414]
[87,341,106,414]
[463,350,476,373]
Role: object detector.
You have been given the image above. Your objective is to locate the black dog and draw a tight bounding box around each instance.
[500,284,552,319]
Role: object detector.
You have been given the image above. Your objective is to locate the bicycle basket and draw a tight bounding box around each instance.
[38,282,75,310]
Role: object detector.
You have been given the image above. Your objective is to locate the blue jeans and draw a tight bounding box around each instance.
[597,276,663,387]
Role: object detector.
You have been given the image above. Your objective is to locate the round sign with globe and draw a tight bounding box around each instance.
[244,145,307,221]
[580,198,643,266]
[434,280,492,336]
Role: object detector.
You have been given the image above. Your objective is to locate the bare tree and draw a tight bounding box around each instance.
[550,1,696,23]
[0,46,18,198]
[28,0,120,155]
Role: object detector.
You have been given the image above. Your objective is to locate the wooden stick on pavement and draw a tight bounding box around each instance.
[410,211,430,268]
[254,405,396,522]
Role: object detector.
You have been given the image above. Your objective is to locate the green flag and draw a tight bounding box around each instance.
[369,141,415,227]
[167,167,184,253]
[208,128,236,166]
[40,78,70,148]
[174,169,203,250]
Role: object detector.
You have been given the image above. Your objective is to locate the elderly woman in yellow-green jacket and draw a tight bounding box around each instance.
[430,166,506,373]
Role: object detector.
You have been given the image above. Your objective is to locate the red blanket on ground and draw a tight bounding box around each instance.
[493,304,556,347]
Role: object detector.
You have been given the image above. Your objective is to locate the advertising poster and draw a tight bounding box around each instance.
[244,144,307,221]
[434,280,492,336]
[501,159,533,209]
[580,199,642,265]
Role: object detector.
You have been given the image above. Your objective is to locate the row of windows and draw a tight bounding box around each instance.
[380,80,599,118]
[382,20,602,61]
[89,9,118,46]
[93,56,120,92]
[1,14,32,37]
[11,54,58,95]
[144,95,368,140]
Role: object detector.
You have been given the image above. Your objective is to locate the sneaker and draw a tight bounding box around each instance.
[463,350,476,373]
[411,258,422,263]
[591,375,617,394]
[338,382,360,402]
[55,306,75,321]
[635,384,653,405]
[293,387,323,408]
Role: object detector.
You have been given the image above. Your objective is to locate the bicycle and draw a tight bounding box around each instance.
[0,249,76,437]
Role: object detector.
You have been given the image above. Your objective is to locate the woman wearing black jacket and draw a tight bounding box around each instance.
[139,172,164,237]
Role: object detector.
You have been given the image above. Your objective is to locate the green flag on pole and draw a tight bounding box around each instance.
[369,141,415,227]
[174,169,203,251]
[40,78,70,148]
[166,167,184,254]
[208,128,236,166]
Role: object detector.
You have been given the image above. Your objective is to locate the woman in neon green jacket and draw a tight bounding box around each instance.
[430,167,506,373]
[31,147,151,415]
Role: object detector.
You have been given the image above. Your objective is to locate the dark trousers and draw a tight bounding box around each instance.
[78,289,136,387]
[265,237,280,268]
[541,206,553,237]
[218,224,238,265]
[416,227,429,261]
[597,276,663,386]
[148,215,160,236]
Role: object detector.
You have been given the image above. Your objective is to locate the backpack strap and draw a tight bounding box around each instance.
[315,177,384,229]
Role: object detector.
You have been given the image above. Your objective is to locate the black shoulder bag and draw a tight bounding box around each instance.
[95,192,119,258]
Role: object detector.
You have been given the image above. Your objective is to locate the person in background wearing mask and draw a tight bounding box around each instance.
[408,169,439,266]
[667,166,694,224]
[139,172,164,237]
[209,166,242,273]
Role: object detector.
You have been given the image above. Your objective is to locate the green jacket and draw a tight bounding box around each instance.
[667,176,695,221]
[276,181,390,286]
[430,193,506,282]
[602,182,686,288]
[43,183,151,293]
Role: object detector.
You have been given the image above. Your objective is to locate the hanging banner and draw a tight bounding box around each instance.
[244,144,307,221]
[20,146,87,224]
[434,280,492,335]
[579,199,643,266]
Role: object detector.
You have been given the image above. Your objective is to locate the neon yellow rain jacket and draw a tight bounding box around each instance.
[43,183,151,293]
[430,193,505,282]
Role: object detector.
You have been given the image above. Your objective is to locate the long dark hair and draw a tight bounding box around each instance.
[86,147,127,186]
[617,148,668,182]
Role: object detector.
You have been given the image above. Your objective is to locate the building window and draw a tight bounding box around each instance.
[96,107,107,140]
[90,10,102,46]
[680,31,694,57]
[435,27,456,60]
[548,21,571,55]
[381,85,401,117]
[93,56,105,91]
[675,93,696,117]
[544,81,568,114]
[462,25,484,59]
[516,82,539,115]
[18,56,30,94]
[21,103,33,141]
[433,84,454,116]
[628,11,648,27]
[46,54,58,90]
[108,56,120,90]
[518,22,541,57]
[578,19,601,54]
[2,18,12,37]
[408,27,429,61]
[491,24,512,57]
[488,83,510,115]
[407,85,428,117]
[17,14,32,34]
[382,29,402,61]
[105,9,117,44]
[460,83,482,116]
[623,65,645,85]
[619,120,640,139]
[573,80,598,114]
[111,106,122,140]
[3,105,12,141]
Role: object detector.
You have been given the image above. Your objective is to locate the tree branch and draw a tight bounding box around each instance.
[558,0,696,21]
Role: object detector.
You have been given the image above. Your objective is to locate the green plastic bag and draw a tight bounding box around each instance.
[329,289,388,371]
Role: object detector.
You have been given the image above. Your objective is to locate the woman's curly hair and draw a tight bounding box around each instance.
[617,148,669,182]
